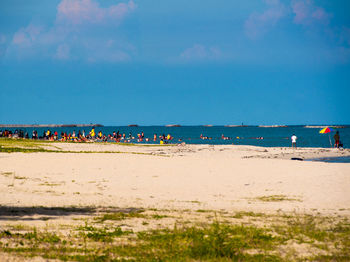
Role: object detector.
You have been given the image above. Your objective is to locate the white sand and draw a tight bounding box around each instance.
[1,143,350,215]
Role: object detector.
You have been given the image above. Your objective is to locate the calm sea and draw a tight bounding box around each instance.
[2,125,349,149]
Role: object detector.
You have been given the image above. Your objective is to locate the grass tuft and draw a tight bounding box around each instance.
[94,210,146,222]
[253,195,301,202]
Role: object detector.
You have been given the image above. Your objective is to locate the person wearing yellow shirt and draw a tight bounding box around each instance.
[90,128,95,138]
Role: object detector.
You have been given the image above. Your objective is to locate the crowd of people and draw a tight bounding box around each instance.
[0,128,344,147]
[0,128,174,144]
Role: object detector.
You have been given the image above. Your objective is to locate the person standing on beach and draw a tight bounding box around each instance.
[291,134,297,148]
[334,131,340,148]
[90,127,95,138]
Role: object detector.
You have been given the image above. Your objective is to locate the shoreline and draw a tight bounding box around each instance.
[1,137,350,159]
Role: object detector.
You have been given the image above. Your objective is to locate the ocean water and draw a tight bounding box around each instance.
[306,156,350,163]
[2,125,350,149]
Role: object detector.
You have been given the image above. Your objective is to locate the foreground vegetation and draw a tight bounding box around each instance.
[0,208,349,261]
[0,138,169,154]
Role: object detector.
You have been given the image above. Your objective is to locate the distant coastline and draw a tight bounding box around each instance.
[0,124,103,128]
[303,125,345,128]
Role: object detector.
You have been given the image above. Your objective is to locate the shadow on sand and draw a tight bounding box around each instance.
[0,206,96,221]
[0,206,143,221]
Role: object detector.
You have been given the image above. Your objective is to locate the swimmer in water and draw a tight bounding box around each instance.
[221,134,229,140]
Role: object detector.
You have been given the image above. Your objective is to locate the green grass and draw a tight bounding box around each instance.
[94,210,146,222]
[133,222,281,261]
[1,209,350,261]
[78,223,132,242]
[0,138,52,147]
[0,137,174,157]
[0,144,166,156]
[1,228,61,244]
[253,195,301,202]
[0,144,161,155]
[0,146,55,153]
[232,211,265,219]
[1,222,282,261]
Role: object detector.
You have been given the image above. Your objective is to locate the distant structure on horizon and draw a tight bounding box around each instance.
[304,125,345,128]
[259,125,288,128]
[224,125,249,127]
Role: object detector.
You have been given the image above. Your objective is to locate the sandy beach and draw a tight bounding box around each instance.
[1,142,350,214]
[1,142,350,261]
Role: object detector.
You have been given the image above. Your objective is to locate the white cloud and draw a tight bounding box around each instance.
[8,0,137,62]
[56,0,136,26]
[12,24,44,45]
[244,0,286,39]
[180,44,222,61]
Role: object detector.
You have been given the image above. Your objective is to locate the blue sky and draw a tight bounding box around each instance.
[1,0,350,125]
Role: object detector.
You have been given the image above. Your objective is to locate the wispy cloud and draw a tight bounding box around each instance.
[244,0,286,39]
[290,1,350,63]
[291,0,331,26]
[12,24,45,46]
[7,0,137,62]
[180,44,222,61]
[56,0,136,26]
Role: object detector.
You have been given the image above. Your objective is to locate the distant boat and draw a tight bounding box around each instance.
[202,125,213,127]
[128,124,138,127]
[165,124,181,127]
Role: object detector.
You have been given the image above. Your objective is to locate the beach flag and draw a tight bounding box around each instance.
[319,127,334,147]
